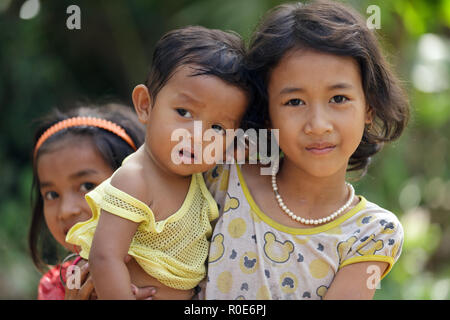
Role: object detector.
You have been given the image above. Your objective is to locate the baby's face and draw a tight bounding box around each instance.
[137,65,248,176]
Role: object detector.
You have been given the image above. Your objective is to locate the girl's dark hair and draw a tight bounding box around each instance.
[29,102,145,272]
[145,25,255,128]
[246,0,410,174]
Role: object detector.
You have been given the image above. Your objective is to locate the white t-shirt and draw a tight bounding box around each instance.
[198,164,403,300]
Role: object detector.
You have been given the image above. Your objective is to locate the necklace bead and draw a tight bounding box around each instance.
[271,164,355,225]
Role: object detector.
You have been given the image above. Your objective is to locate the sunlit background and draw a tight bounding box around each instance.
[0,0,449,299]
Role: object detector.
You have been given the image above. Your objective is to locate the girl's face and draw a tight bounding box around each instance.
[268,49,372,178]
[37,136,114,252]
[133,64,248,176]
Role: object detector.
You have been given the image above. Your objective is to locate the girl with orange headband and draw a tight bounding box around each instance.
[29,102,148,300]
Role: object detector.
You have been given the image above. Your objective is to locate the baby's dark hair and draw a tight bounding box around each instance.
[29,102,145,272]
[246,0,410,174]
[145,25,255,127]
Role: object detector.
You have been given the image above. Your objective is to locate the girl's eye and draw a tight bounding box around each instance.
[80,182,96,193]
[176,108,192,118]
[211,124,225,135]
[284,98,305,106]
[330,95,349,104]
[44,191,59,201]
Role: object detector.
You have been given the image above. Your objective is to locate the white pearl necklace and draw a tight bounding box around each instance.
[271,164,355,225]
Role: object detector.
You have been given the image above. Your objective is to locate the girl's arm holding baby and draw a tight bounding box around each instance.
[324,261,388,300]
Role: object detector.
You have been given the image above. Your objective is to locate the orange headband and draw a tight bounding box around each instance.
[34,116,137,157]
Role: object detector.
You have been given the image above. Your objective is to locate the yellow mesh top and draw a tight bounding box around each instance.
[66,173,218,290]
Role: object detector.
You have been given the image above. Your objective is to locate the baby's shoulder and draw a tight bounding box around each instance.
[110,158,148,204]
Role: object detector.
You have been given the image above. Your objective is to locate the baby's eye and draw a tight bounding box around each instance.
[176,108,192,118]
[329,95,349,104]
[284,98,305,106]
[44,191,59,201]
[211,124,225,135]
[80,182,96,193]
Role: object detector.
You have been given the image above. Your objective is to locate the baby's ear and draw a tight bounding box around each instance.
[132,84,152,124]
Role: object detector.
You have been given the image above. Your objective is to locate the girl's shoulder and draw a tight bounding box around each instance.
[347,196,404,244]
[338,197,404,275]
[358,198,403,228]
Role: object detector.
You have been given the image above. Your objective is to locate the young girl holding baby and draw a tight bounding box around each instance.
[201,0,409,300]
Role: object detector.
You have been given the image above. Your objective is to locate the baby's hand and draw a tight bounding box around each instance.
[65,257,156,300]
[125,254,157,300]
[131,284,157,300]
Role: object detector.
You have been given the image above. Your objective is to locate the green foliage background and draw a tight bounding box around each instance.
[0,0,449,299]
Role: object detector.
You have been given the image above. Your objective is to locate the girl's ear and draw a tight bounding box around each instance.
[365,105,374,125]
[132,84,152,124]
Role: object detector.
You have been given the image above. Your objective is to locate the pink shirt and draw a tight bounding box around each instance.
[37,262,71,300]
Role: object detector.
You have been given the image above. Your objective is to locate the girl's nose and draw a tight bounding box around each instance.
[59,193,82,221]
[304,104,333,136]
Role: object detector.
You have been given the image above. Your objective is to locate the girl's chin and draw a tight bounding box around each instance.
[289,162,345,178]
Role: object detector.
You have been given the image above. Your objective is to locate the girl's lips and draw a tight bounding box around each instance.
[305,145,336,155]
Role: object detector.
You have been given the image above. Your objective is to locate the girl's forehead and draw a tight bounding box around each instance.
[38,133,93,154]
[269,49,362,90]
[36,135,112,180]
[279,49,359,74]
